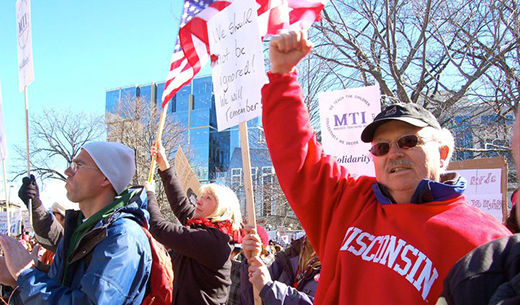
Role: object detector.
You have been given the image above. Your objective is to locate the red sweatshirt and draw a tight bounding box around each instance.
[261,71,511,305]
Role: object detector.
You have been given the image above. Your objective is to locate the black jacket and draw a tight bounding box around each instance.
[439,234,520,305]
[147,167,233,305]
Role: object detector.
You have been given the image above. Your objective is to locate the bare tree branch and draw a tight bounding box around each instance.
[13,108,105,182]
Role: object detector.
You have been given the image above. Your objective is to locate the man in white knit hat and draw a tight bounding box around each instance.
[0,141,152,305]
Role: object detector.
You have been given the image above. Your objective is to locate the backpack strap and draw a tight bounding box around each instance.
[139,226,174,305]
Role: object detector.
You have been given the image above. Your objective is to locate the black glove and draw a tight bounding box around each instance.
[18,174,42,209]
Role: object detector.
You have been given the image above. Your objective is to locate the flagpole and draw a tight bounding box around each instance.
[239,121,262,305]
[24,85,32,226]
[148,101,170,182]
[239,122,256,227]
[3,161,10,236]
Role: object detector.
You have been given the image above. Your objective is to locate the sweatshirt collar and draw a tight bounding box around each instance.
[372,172,466,204]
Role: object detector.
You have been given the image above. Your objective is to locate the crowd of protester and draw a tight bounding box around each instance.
[0,29,519,305]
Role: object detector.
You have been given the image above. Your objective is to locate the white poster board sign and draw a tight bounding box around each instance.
[448,157,507,222]
[208,0,267,131]
[0,209,22,235]
[453,168,503,221]
[22,210,33,233]
[16,0,34,91]
[318,86,381,177]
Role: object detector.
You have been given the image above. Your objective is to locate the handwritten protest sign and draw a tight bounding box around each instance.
[448,157,508,222]
[0,209,22,235]
[208,0,267,131]
[318,86,381,177]
[458,168,502,194]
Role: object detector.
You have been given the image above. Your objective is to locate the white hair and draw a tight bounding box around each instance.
[199,183,243,231]
[421,127,454,172]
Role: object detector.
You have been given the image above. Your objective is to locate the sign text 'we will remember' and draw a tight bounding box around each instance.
[208,0,266,131]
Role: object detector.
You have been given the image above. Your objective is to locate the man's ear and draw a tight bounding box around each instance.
[439,145,450,169]
[100,177,111,188]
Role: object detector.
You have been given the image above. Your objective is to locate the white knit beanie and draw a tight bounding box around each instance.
[82,142,135,195]
[51,201,67,217]
[51,201,78,216]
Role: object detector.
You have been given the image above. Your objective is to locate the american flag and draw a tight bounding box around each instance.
[161,0,327,107]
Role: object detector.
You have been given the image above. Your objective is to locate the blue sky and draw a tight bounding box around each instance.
[0,0,196,206]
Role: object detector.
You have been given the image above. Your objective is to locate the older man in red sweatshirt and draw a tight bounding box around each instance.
[261,30,511,305]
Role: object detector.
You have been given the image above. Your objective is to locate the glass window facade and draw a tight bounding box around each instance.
[190,109,210,127]
[106,90,121,114]
[176,85,191,113]
[192,77,213,110]
[172,112,189,128]
[105,75,259,183]
[121,87,137,114]
[453,115,474,160]
[106,84,157,120]
[156,82,174,109]
[139,85,153,105]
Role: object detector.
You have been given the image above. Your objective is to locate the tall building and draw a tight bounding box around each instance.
[106,76,239,182]
[106,76,269,181]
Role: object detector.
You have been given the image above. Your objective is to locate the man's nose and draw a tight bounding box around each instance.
[387,142,404,156]
[64,166,74,177]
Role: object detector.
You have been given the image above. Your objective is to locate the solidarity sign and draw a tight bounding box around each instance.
[318,86,381,177]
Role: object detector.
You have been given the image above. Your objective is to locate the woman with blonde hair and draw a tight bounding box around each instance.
[144,141,242,305]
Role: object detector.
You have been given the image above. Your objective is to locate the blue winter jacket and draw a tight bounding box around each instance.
[15,190,152,305]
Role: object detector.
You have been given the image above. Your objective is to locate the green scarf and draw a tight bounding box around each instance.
[61,189,137,284]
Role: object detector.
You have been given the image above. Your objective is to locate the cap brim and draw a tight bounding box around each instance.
[361,117,430,142]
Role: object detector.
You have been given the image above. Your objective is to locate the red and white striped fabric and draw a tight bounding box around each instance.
[161,0,327,107]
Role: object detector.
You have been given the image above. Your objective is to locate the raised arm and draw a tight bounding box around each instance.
[18,175,63,252]
[151,142,195,223]
[262,30,369,257]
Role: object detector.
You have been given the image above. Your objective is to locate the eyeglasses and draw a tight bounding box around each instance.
[68,160,99,174]
[369,134,431,156]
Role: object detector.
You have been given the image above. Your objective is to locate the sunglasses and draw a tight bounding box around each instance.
[369,134,429,156]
